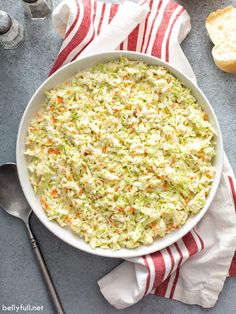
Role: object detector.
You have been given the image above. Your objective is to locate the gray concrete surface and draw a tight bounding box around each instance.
[0,0,236,313]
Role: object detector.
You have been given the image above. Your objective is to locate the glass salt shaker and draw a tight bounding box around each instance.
[0,10,24,49]
[22,0,53,20]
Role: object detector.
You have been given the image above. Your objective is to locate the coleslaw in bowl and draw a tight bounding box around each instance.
[16,51,223,258]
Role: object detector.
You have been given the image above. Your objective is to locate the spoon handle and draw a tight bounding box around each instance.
[26,225,65,314]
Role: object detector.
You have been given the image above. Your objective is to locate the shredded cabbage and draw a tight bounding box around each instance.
[25,57,216,250]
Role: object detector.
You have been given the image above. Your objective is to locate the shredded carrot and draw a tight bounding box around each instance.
[52,116,56,125]
[113,107,121,113]
[57,96,64,103]
[128,206,136,213]
[117,207,124,212]
[48,147,60,155]
[67,175,73,181]
[165,224,174,232]
[102,144,109,153]
[40,197,50,210]
[48,147,54,154]
[50,188,59,198]
[114,185,119,192]
[128,125,135,133]
[64,216,71,223]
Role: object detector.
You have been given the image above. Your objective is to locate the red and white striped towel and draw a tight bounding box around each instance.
[51,0,236,309]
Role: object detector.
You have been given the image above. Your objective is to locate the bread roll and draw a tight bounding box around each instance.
[206,6,236,73]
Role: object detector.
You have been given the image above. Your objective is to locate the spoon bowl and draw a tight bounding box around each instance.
[0,163,31,223]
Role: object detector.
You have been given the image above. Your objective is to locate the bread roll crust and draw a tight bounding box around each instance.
[213,59,236,73]
[206,6,234,25]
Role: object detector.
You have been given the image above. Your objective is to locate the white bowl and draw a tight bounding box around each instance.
[16,51,223,258]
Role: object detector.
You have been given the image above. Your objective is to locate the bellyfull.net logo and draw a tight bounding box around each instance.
[1,304,44,312]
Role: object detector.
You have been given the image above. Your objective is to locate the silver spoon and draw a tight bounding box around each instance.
[0,163,65,314]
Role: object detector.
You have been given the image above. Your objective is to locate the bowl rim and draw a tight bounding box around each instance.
[16,50,224,258]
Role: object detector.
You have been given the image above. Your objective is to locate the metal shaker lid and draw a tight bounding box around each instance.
[23,0,38,3]
[0,10,12,35]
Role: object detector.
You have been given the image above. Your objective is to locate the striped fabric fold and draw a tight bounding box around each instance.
[143,229,204,295]
[51,0,236,309]
[50,0,190,75]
